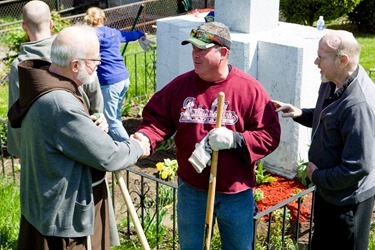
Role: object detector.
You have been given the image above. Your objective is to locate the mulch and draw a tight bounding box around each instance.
[255,174,312,222]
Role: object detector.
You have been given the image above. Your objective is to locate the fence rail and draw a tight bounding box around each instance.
[254,186,315,250]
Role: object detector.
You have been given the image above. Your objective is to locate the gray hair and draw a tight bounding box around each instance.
[323,30,361,66]
[50,24,97,67]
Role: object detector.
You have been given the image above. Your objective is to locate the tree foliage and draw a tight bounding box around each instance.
[1,10,71,82]
[280,0,360,26]
[3,10,70,57]
[348,0,375,33]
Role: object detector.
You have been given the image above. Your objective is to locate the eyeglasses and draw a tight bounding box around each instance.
[190,29,231,49]
[316,51,342,62]
[78,58,101,65]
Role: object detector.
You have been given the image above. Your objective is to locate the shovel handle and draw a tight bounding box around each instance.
[115,171,150,250]
[203,92,225,250]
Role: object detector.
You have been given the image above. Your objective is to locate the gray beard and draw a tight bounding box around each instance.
[77,65,96,85]
[321,75,329,83]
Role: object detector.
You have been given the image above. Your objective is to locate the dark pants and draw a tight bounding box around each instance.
[17,181,110,250]
[311,192,374,250]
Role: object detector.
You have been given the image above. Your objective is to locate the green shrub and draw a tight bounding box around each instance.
[369,223,375,250]
[3,10,70,57]
[0,178,20,249]
[280,0,360,26]
[3,27,27,56]
[348,0,375,33]
[255,160,277,185]
[254,188,264,202]
[1,11,71,84]
[51,10,71,35]
[256,208,296,250]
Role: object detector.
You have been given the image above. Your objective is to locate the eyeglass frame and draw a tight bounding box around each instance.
[77,58,102,65]
[316,50,343,62]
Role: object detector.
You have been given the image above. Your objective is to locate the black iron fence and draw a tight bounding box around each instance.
[115,165,316,249]
[254,186,315,250]
[0,140,316,249]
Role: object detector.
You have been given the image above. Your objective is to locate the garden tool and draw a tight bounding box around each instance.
[138,38,155,52]
[203,92,225,250]
[121,4,144,56]
[115,171,151,250]
[91,113,149,249]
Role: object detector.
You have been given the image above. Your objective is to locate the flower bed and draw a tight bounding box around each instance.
[255,174,312,222]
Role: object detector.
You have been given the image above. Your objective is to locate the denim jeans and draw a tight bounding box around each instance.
[100,79,130,142]
[177,178,255,250]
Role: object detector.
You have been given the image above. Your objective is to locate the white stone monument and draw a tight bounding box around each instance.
[155,0,327,178]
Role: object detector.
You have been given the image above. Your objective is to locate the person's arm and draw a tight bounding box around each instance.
[273,100,314,128]
[8,61,20,108]
[208,99,281,165]
[118,29,145,43]
[54,92,148,170]
[7,60,22,157]
[136,89,176,152]
[293,108,314,127]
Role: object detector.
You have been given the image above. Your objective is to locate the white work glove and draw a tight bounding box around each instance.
[138,38,155,52]
[208,127,234,151]
[188,135,212,173]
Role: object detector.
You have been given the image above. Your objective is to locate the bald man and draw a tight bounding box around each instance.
[8,24,150,250]
[273,30,375,250]
[7,0,105,158]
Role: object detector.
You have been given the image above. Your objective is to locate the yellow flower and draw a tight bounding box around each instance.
[166,169,172,176]
[161,171,168,180]
[156,158,178,181]
[156,162,164,171]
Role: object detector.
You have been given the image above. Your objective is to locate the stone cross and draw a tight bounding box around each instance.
[156,0,323,178]
[215,0,280,34]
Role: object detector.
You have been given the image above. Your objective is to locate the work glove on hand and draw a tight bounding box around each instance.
[138,38,155,52]
[208,127,234,151]
[188,135,212,173]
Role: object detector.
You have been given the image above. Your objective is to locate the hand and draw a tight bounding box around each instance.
[138,36,155,52]
[133,132,146,141]
[208,127,234,151]
[307,162,318,181]
[91,113,109,133]
[272,100,302,118]
[130,133,151,158]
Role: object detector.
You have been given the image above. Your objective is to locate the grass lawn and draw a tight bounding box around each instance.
[0,84,8,120]
[357,34,375,78]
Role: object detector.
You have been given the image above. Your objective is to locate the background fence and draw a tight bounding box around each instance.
[0,0,214,85]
